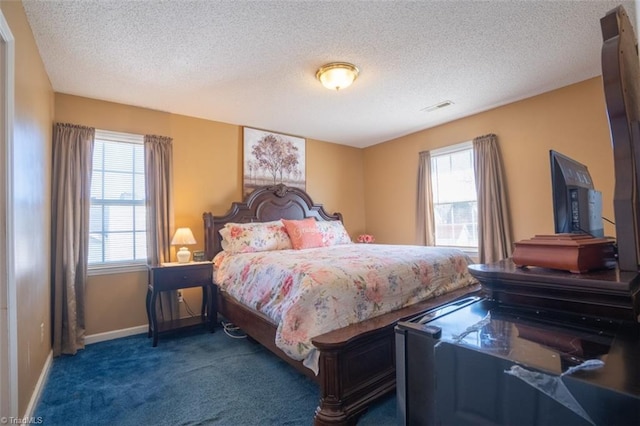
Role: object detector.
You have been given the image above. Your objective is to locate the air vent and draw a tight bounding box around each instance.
[421,100,454,112]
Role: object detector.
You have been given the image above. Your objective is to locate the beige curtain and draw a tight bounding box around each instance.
[144,134,177,319]
[51,123,95,356]
[416,151,436,246]
[473,134,513,263]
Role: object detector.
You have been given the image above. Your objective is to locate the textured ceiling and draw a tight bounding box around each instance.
[23,0,637,148]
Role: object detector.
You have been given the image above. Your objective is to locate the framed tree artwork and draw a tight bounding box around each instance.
[243,127,306,196]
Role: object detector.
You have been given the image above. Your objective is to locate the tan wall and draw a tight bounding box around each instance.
[0,0,54,416]
[54,94,366,335]
[363,77,615,245]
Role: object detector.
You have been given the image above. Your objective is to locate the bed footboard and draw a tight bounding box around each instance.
[314,326,396,425]
[312,284,482,425]
[218,280,482,426]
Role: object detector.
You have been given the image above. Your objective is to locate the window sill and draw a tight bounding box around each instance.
[88,263,148,276]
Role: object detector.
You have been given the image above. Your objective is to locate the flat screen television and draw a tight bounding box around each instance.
[550,150,604,237]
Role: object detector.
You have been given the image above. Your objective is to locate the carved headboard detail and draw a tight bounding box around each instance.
[203,184,343,260]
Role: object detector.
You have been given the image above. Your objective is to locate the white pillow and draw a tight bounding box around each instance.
[315,220,352,246]
[219,220,293,253]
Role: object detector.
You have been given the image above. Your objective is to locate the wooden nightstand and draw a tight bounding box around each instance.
[146,261,216,347]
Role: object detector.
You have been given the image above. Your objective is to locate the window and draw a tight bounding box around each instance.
[89,130,147,270]
[430,142,478,249]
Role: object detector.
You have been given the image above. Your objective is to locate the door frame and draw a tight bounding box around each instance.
[0,8,17,419]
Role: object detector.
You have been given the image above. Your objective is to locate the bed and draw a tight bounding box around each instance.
[203,184,482,425]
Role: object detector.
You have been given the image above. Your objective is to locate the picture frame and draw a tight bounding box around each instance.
[192,250,206,262]
[243,127,306,196]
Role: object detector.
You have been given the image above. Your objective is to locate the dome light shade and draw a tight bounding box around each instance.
[316,62,360,91]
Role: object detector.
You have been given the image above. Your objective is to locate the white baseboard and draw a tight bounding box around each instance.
[23,350,52,419]
[84,325,147,345]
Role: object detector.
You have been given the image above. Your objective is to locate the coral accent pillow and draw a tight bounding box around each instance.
[282,218,324,249]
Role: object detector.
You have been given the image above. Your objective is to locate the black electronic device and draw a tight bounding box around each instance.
[395,296,639,426]
[550,150,604,237]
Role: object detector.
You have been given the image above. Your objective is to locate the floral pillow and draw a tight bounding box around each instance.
[219,220,292,253]
[282,218,324,249]
[316,220,352,246]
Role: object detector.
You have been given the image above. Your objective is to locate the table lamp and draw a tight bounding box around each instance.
[171,227,197,263]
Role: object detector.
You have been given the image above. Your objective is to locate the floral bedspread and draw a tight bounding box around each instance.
[213,244,478,371]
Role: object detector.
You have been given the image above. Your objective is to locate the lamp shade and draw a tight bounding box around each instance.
[171,228,196,263]
[316,62,359,91]
[171,228,196,246]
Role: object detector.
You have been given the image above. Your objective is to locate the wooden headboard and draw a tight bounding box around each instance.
[203,184,343,260]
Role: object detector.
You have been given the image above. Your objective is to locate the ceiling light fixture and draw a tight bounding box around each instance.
[316,62,360,91]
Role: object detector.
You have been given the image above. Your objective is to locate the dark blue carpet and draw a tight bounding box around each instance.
[35,329,397,425]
